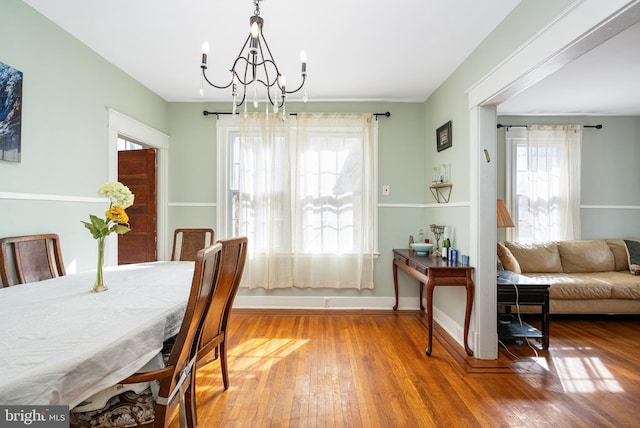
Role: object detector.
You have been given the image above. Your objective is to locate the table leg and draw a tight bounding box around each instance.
[425,280,435,356]
[463,281,474,356]
[542,292,550,350]
[392,261,399,311]
[419,282,425,311]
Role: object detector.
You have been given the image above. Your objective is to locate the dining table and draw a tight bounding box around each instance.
[0,261,195,408]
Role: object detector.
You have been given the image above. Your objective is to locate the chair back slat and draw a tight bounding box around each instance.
[171,228,215,261]
[0,234,66,287]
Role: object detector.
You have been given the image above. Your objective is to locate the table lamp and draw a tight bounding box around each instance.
[496,199,514,275]
[497,199,515,228]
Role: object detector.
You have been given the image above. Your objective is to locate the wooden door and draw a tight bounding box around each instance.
[118,149,157,264]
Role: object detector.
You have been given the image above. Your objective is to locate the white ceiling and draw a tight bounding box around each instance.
[21,0,640,115]
[22,0,521,103]
[498,19,640,116]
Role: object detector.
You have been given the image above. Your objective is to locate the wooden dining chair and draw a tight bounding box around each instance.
[0,233,66,287]
[171,228,215,262]
[71,243,224,428]
[196,237,248,391]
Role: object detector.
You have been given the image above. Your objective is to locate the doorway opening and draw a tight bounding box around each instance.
[107,108,169,266]
[117,136,157,264]
[468,1,640,359]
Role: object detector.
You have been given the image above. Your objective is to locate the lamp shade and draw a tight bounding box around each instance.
[497,199,515,228]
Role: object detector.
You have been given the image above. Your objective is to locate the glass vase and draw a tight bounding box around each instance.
[92,237,108,292]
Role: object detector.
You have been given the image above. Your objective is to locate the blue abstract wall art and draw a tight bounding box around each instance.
[0,61,23,162]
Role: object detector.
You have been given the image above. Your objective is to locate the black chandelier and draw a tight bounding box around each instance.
[200,0,308,115]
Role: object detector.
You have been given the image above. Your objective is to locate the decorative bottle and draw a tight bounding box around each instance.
[442,227,450,260]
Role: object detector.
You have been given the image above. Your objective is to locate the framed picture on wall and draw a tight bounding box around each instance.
[0,61,23,162]
[436,121,452,152]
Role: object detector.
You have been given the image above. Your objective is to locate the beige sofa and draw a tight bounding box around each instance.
[497,239,640,314]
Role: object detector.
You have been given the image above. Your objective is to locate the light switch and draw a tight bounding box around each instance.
[382,185,390,196]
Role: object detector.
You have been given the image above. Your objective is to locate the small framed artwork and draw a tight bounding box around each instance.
[0,61,23,162]
[436,121,452,152]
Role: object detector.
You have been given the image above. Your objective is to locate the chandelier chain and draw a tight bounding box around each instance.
[254,0,261,16]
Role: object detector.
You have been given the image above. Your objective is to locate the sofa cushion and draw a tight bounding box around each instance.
[624,239,640,275]
[497,242,521,274]
[524,273,611,299]
[558,240,615,273]
[607,239,630,271]
[504,242,563,273]
[524,272,640,300]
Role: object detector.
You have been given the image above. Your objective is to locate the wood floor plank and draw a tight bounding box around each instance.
[183,310,640,427]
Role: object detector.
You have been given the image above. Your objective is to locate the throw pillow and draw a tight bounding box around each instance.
[497,242,521,274]
[504,241,563,273]
[623,239,640,275]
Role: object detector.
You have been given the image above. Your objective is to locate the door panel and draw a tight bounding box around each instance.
[118,148,157,264]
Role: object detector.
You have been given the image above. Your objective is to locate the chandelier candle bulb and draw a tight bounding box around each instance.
[201,41,209,68]
[300,51,308,75]
[250,24,259,54]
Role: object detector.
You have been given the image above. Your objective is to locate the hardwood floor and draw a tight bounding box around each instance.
[185,310,640,427]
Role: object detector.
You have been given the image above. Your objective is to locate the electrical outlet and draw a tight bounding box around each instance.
[382,185,390,196]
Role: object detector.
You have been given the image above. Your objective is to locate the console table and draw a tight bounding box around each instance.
[392,249,474,356]
[497,270,550,350]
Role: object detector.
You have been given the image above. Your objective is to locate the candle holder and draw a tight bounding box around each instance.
[430,224,445,257]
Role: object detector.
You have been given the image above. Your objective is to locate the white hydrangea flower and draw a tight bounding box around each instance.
[97,181,135,209]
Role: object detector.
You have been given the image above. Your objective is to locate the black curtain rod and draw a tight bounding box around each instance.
[203,110,391,119]
[497,123,602,129]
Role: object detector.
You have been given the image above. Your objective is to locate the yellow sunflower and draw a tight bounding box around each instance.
[105,206,129,224]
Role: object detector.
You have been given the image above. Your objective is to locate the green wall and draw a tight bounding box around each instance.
[0,0,168,275]
[167,101,428,301]
[421,0,579,325]
[497,115,640,239]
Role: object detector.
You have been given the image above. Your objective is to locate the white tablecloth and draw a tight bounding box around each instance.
[0,261,195,407]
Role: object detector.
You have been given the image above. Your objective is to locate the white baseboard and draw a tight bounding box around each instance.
[233,296,422,310]
[232,295,468,352]
[432,306,466,352]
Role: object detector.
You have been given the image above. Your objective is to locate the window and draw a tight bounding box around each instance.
[505,125,582,243]
[217,113,377,289]
[117,136,144,151]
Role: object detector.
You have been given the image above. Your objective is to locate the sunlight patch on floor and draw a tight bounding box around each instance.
[530,356,549,371]
[230,338,309,372]
[554,357,624,393]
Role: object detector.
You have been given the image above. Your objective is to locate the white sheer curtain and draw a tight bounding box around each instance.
[237,112,295,289]
[506,125,582,242]
[220,112,376,289]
